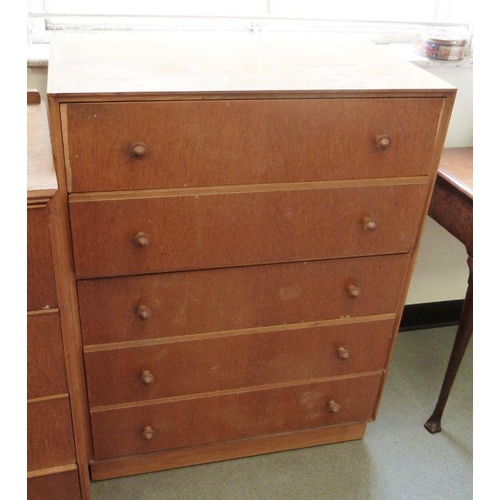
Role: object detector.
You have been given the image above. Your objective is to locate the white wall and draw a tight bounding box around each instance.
[27,67,48,101]
[27,56,473,305]
[406,63,472,304]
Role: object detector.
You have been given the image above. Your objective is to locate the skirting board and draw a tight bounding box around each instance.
[399,300,463,332]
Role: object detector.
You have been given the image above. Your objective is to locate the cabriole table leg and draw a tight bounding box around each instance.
[424,256,473,434]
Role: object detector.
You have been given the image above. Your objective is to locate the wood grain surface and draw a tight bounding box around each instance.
[27,311,67,399]
[78,254,407,345]
[27,206,58,311]
[63,98,443,192]
[90,373,381,461]
[27,470,81,500]
[85,319,394,407]
[27,397,76,471]
[69,181,427,278]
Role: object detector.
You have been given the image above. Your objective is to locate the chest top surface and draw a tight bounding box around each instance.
[47,32,454,98]
[27,98,57,202]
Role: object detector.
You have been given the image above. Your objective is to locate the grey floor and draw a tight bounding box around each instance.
[91,326,473,500]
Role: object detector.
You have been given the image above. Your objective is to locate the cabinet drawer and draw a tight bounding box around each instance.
[27,312,67,400]
[27,206,58,311]
[27,397,76,472]
[85,319,394,407]
[63,98,443,193]
[79,254,407,345]
[27,470,81,500]
[90,373,381,461]
[70,182,427,279]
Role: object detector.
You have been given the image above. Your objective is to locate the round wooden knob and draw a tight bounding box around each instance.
[142,426,155,440]
[328,400,341,413]
[363,217,378,232]
[137,305,152,320]
[134,232,150,247]
[337,347,350,360]
[130,142,148,159]
[140,370,155,385]
[376,135,392,151]
[346,284,360,298]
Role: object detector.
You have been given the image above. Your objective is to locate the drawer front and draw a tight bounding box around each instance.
[27,397,76,472]
[90,373,382,461]
[28,471,81,500]
[27,206,58,311]
[78,254,408,345]
[64,98,443,193]
[27,312,67,400]
[70,182,427,279]
[86,319,394,407]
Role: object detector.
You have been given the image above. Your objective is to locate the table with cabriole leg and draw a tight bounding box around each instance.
[424,147,473,434]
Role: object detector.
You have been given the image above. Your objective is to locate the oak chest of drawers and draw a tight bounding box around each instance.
[47,32,456,482]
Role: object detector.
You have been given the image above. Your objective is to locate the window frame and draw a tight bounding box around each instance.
[27,0,473,64]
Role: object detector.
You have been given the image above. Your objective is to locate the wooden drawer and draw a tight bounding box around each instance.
[85,319,394,407]
[27,397,76,472]
[28,470,81,500]
[27,206,58,311]
[70,181,427,279]
[78,254,408,345]
[63,98,443,193]
[27,312,67,400]
[90,373,381,461]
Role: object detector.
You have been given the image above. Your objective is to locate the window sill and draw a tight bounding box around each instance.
[27,40,473,70]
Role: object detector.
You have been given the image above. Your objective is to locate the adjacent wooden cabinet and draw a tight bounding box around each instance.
[46,33,456,483]
[27,91,86,499]
[27,222,82,499]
